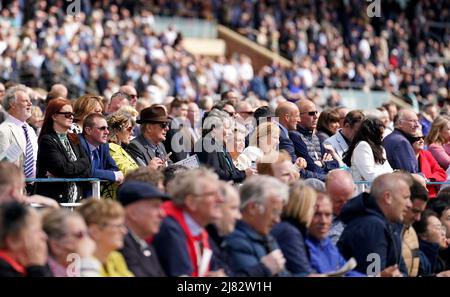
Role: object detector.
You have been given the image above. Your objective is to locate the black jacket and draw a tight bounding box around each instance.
[35,131,91,202]
[207,224,271,277]
[0,258,52,277]
[194,136,246,183]
[119,230,166,277]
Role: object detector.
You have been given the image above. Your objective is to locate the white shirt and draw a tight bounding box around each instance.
[351,141,393,193]
[3,114,38,177]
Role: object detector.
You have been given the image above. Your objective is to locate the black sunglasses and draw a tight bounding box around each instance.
[55,112,74,118]
[300,111,318,116]
[94,126,109,131]
[225,111,236,117]
[239,111,254,115]
[149,122,170,129]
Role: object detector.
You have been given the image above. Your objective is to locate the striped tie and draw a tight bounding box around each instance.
[22,124,34,178]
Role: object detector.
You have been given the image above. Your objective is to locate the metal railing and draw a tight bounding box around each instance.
[25,178,103,202]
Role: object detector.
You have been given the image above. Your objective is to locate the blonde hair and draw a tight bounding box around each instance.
[77,199,124,226]
[73,94,104,123]
[42,208,83,240]
[118,105,139,118]
[425,116,450,145]
[283,180,317,227]
[106,112,133,144]
[249,122,280,147]
[30,106,43,119]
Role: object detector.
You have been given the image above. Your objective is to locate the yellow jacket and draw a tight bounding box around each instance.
[99,251,134,277]
[102,143,139,200]
[109,142,139,175]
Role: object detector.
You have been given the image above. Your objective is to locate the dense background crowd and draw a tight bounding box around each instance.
[0,0,449,279]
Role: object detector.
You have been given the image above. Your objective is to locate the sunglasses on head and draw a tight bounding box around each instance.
[56,112,74,118]
[300,111,318,116]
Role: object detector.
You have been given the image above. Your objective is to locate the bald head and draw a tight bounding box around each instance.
[50,84,68,99]
[297,99,318,130]
[275,102,300,131]
[119,85,138,107]
[326,170,355,216]
[370,173,412,223]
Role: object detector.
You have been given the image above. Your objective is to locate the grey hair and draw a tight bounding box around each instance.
[202,108,232,135]
[169,167,220,207]
[219,181,239,203]
[2,84,28,111]
[110,91,129,102]
[240,175,289,210]
[304,178,326,193]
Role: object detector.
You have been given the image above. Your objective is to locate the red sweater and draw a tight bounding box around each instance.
[418,150,447,198]
[162,201,210,277]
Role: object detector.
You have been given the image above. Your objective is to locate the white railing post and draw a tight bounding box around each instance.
[92,180,101,198]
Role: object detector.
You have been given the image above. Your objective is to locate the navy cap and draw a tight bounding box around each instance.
[118,181,170,206]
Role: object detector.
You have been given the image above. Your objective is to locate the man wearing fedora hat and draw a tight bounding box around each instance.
[127,105,173,169]
[118,181,169,277]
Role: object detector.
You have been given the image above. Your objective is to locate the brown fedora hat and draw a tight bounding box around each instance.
[136,105,170,124]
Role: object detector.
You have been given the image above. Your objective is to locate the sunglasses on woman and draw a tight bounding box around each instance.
[56,112,75,118]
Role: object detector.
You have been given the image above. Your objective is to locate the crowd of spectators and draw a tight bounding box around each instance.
[0,0,449,279]
[0,0,448,113]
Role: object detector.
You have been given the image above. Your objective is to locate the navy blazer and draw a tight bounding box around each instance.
[289,127,339,180]
[78,134,119,182]
[278,123,297,163]
[153,216,221,277]
[383,129,418,173]
[119,230,166,277]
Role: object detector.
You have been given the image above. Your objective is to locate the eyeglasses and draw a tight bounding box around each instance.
[156,122,169,129]
[94,126,109,131]
[300,111,318,116]
[56,112,75,118]
[127,94,138,99]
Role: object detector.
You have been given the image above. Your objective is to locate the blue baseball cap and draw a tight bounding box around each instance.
[118,181,170,206]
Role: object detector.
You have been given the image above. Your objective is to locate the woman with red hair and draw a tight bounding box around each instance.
[35,99,91,203]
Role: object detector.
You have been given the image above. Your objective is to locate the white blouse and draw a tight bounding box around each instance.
[351,141,393,192]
